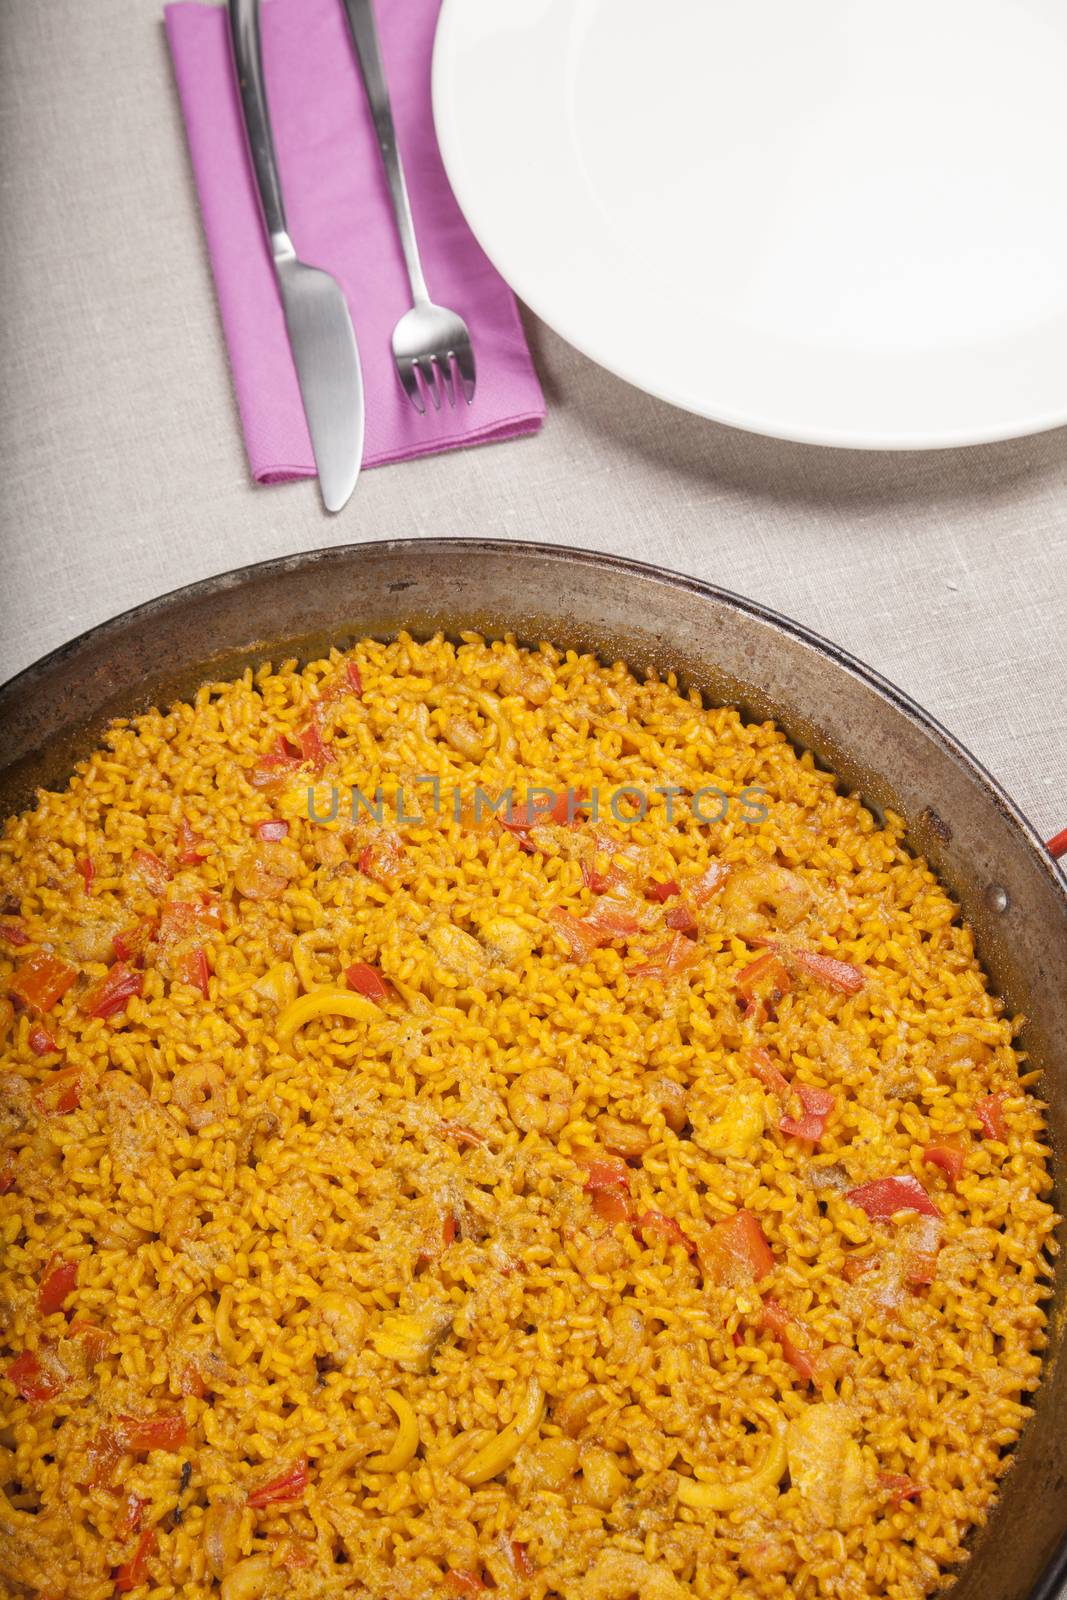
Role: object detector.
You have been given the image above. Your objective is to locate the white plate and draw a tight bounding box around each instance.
[432,0,1067,449]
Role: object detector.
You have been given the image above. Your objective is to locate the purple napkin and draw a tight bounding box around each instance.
[164,0,544,482]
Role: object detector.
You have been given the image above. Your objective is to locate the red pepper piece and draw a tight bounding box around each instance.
[976,1092,1008,1142]
[345,961,392,1002]
[38,1256,78,1315]
[118,1412,187,1452]
[846,1175,941,1220]
[664,903,699,934]
[8,1351,61,1403]
[646,878,681,903]
[111,918,157,964]
[760,1299,824,1383]
[697,1210,774,1286]
[177,820,208,865]
[32,1066,82,1115]
[0,921,29,946]
[175,946,210,997]
[132,849,171,895]
[80,961,143,1020]
[690,862,728,906]
[779,1084,836,1144]
[115,1491,148,1540]
[76,856,95,892]
[635,1209,696,1255]
[27,1023,59,1056]
[782,945,865,995]
[879,1470,925,1504]
[922,1137,967,1188]
[114,1528,157,1592]
[9,953,77,1014]
[254,818,289,842]
[736,951,793,1021]
[247,1457,309,1508]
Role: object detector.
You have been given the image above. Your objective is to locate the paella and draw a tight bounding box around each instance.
[0,632,1056,1599]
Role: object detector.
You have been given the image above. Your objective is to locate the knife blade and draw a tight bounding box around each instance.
[229,0,364,511]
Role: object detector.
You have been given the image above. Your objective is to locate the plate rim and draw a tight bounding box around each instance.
[431,0,1067,451]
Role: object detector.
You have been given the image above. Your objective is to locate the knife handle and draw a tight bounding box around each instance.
[228,0,290,253]
[341,0,429,304]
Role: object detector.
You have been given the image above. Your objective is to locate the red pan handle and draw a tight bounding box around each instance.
[1048,828,1067,860]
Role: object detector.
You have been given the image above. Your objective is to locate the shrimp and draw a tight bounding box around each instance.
[596,1114,651,1158]
[220,1555,277,1600]
[311,1289,368,1363]
[234,841,302,901]
[569,1549,687,1600]
[171,1062,227,1130]
[688,1084,765,1159]
[929,1034,994,1073]
[786,1403,866,1528]
[508,1067,572,1136]
[721,864,813,941]
[426,922,489,983]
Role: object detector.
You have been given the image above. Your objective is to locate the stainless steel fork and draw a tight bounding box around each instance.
[341,0,476,412]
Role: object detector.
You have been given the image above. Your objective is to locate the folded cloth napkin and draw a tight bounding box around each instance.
[164,0,545,483]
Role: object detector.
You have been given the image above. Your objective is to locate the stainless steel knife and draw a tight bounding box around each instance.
[228,0,364,512]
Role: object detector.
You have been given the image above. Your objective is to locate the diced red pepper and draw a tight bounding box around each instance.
[294,722,331,773]
[345,961,392,1002]
[841,1253,880,1283]
[180,1362,207,1399]
[32,1065,82,1116]
[357,830,406,887]
[635,1209,696,1255]
[646,878,680,903]
[760,1299,823,1383]
[114,1528,157,1592]
[736,952,792,1021]
[112,918,157,964]
[76,855,95,892]
[879,1470,925,1504]
[922,1137,967,1188]
[249,737,303,790]
[28,1023,59,1056]
[132,849,171,895]
[664,903,699,935]
[579,1155,631,1192]
[503,790,582,837]
[0,921,29,946]
[118,1412,187,1452]
[698,1210,774,1286]
[69,1320,109,1365]
[510,1542,536,1578]
[247,1457,309,1508]
[115,1491,148,1540]
[690,862,728,907]
[9,953,77,1014]
[591,1187,634,1225]
[549,907,606,963]
[159,899,222,946]
[744,1045,792,1107]
[8,1350,61,1403]
[254,818,289,843]
[38,1256,78,1315]
[89,1426,123,1487]
[976,1092,1008,1142]
[782,945,865,995]
[177,820,208,865]
[346,661,364,696]
[0,1152,14,1193]
[581,861,611,895]
[80,961,142,1020]
[444,1574,486,1596]
[175,946,210,997]
[846,1175,941,1220]
[627,932,701,979]
[779,1084,836,1144]
[584,895,640,937]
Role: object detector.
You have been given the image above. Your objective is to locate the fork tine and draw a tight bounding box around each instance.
[453,340,476,404]
[417,356,442,412]
[396,356,426,415]
[438,353,456,408]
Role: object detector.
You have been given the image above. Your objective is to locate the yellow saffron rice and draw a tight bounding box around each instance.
[0,633,1056,1600]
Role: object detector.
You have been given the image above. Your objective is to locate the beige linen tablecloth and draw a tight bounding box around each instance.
[0,0,1064,850]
